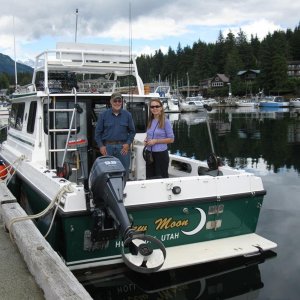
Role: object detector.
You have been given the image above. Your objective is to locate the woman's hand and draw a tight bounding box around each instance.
[146,139,157,146]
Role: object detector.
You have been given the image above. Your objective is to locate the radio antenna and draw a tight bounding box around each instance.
[13,15,18,91]
[128,1,133,101]
[75,8,78,42]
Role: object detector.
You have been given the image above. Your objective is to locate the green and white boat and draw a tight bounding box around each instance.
[0,42,276,273]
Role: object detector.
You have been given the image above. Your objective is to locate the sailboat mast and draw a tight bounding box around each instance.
[75,9,78,43]
[13,16,18,90]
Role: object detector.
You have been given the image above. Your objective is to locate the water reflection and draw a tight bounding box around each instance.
[76,251,276,300]
[1,109,299,298]
[168,107,300,174]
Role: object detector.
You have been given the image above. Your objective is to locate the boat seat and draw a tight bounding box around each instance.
[198,166,223,177]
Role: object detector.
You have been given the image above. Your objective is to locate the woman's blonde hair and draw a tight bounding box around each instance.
[147,98,165,129]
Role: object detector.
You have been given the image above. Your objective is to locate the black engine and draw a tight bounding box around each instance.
[89,156,166,273]
[89,156,131,239]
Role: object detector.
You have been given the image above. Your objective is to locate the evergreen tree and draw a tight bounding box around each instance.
[271,54,288,91]
[213,31,226,73]
[0,73,10,89]
[250,34,260,67]
[133,21,300,96]
[236,29,256,69]
[224,47,243,79]
[191,41,212,82]
[289,23,300,60]
[152,49,165,82]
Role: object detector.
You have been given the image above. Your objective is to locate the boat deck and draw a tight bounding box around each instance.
[156,233,277,271]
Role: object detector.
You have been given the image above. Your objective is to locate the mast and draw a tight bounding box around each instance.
[13,16,18,91]
[128,0,133,98]
[75,9,78,43]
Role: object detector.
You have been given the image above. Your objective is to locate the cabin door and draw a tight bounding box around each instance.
[45,99,88,183]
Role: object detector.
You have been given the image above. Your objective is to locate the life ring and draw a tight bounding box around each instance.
[56,162,72,179]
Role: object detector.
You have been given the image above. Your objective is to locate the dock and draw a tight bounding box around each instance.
[0,182,92,300]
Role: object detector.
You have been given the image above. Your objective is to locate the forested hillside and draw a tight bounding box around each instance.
[137,22,300,96]
[0,53,33,90]
[0,53,32,75]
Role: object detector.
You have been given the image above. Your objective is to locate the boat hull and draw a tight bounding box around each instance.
[14,177,276,271]
[290,100,300,107]
[236,102,257,107]
[259,101,289,107]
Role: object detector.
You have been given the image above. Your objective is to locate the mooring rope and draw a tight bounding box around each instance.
[8,183,74,242]
[0,155,26,185]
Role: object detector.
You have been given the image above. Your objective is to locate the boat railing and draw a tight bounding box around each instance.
[14,83,37,94]
[31,42,145,95]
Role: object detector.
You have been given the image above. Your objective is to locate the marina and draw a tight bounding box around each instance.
[0,104,300,298]
[0,2,300,299]
[0,42,276,276]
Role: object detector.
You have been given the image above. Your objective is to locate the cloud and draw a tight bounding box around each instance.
[100,17,189,41]
[0,0,299,60]
[223,19,283,40]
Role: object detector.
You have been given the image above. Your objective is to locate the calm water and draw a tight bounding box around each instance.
[168,107,300,300]
[1,106,300,299]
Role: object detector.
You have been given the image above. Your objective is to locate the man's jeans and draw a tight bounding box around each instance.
[106,144,130,175]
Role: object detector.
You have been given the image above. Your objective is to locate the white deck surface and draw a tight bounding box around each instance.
[159,233,277,271]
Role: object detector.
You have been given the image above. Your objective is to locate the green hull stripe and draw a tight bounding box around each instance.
[12,92,37,98]
[66,254,122,266]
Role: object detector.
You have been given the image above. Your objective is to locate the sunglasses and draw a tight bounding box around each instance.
[113,98,122,103]
[150,105,161,109]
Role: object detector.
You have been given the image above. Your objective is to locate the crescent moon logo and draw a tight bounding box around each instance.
[181,208,206,236]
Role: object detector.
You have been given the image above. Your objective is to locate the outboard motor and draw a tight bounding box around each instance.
[89,156,129,237]
[89,156,166,273]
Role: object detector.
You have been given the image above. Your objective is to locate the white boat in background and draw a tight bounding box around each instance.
[0,103,10,115]
[202,98,218,107]
[164,97,180,113]
[179,96,204,112]
[235,99,258,107]
[259,96,289,108]
[151,86,180,113]
[289,98,300,108]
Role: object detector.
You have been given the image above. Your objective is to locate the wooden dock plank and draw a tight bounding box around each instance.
[0,181,17,204]
[0,185,92,300]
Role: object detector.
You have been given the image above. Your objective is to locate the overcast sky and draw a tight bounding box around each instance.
[0,0,299,61]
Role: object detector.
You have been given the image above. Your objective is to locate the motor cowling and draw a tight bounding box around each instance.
[89,156,129,238]
[89,156,167,273]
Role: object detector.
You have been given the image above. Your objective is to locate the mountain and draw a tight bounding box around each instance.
[0,53,33,75]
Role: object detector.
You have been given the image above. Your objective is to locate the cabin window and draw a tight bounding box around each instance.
[170,160,192,173]
[27,101,37,134]
[9,102,25,131]
[126,102,148,133]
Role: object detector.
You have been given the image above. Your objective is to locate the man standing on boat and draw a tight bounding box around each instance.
[94,92,136,174]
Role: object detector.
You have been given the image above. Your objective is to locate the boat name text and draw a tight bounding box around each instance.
[155,217,189,230]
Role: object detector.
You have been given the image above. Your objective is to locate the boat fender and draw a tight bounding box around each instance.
[203,104,213,112]
[56,162,72,179]
[0,160,8,179]
[207,153,222,170]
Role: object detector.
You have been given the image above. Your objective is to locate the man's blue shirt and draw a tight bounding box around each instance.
[95,108,136,147]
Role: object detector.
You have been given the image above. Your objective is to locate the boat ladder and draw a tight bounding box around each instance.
[47,87,82,182]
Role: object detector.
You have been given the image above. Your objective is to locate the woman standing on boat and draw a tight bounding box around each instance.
[144,99,174,179]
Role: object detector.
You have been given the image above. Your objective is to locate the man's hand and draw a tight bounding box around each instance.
[121,143,129,155]
[100,146,107,156]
